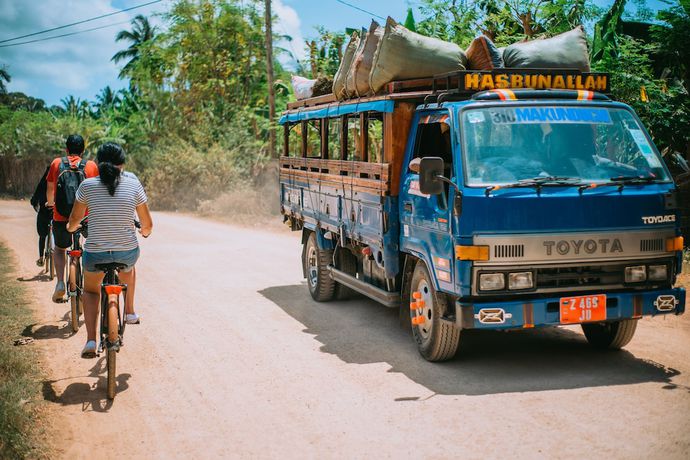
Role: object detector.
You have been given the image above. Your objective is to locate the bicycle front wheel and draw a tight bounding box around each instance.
[69,262,79,333]
[47,250,54,280]
[106,348,116,399]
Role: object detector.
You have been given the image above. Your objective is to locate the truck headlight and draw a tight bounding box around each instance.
[648,265,668,281]
[508,271,534,290]
[479,273,505,291]
[625,265,647,283]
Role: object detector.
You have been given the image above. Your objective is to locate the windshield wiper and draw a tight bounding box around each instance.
[609,175,659,184]
[485,176,582,196]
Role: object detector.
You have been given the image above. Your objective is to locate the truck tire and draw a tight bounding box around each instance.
[335,247,357,300]
[303,232,336,302]
[410,262,460,361]
[581,319,638,349]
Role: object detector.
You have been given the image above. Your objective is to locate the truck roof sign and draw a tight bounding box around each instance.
[461,70,609,93]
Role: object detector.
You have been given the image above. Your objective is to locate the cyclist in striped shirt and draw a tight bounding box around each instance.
[67,143,153,358]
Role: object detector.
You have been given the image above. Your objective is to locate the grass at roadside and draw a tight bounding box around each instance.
[0,241,46,459]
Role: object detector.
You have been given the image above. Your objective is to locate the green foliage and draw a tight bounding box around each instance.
[404,8,417,32]
[304,27,345,78]
[0,242,46,458]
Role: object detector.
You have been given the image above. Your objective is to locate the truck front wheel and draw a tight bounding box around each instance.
[410,262,460,362]
[581,319,638,349]
[303,232,336,302]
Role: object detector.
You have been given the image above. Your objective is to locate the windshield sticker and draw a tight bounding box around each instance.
[628,129,661,167]
[488,107,613,124]
[467,111,485,124]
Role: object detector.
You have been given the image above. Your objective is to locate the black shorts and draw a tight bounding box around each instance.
[52,221,75,249]
[36,209,51,237]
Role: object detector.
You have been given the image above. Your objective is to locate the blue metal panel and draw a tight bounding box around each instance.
[279,100,395,124]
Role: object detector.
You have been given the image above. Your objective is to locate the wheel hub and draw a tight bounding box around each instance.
[307,245,318,289]
[412,280,434,339]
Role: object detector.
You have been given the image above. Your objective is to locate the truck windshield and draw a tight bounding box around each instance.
[462,105,671,186]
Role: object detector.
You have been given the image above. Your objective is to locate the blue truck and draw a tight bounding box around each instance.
[279,69,686,361]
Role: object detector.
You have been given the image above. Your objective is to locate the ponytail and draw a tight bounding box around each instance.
[96,142,126,196]
[99,161,121,196]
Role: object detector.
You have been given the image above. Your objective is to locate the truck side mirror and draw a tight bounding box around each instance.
[418,157,445,195]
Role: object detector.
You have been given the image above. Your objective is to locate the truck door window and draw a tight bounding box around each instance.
[411,117,453,208]
[305,119,322,158]
[367,113,384,163]
[411,120,453,177]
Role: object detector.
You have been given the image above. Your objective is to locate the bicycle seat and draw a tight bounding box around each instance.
[95,262,128,272]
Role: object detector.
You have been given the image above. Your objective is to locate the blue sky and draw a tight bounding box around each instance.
[0,0,670,106]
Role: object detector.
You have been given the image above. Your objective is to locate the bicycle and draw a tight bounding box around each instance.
[67,222,86,333]
[96,261,128,400]
[44,221,55,280]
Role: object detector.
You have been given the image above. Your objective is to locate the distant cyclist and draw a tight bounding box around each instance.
[45,134,99,302]
[67,142,152,358]
[30,165,51,266]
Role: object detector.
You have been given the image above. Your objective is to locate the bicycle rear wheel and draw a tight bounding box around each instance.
[106,302,119,399]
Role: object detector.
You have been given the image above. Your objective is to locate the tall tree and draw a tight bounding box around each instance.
[112,15,157,79]
[0,65,10,94]
[265,0,276,158]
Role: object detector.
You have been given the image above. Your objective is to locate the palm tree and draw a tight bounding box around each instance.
[94,86,122,116]
[111,15,156,79]
[0,65,11,94]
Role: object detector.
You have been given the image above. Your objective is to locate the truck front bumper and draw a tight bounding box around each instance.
[457,287,686,330]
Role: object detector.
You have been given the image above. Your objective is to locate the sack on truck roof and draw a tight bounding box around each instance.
[368,17,467,94]
[346,20,384,97]
[466,35,504,70]
[333,31,360,100]
[503,26,591,72]
[344,28,368,98]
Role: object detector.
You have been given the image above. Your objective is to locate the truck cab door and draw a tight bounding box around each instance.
[400,110,456,292]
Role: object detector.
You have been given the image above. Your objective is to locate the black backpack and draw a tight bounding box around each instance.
[55,157,86,217]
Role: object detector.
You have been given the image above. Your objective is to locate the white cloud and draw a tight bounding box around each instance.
[273,0,305,69]
[0,0,166,104]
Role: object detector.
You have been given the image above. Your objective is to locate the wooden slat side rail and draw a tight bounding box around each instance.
[279,157,390,180]
[279,169,389,196]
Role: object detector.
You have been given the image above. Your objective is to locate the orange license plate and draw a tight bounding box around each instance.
[560,294,606,324]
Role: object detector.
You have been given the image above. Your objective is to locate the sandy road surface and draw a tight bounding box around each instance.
[1,199,689,459]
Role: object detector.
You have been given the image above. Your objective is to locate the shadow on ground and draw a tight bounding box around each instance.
[22,311,77,340]
[42,357,130,412]
[260,283,681,396]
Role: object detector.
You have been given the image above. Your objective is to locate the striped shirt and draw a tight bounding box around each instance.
[76,171,148,252]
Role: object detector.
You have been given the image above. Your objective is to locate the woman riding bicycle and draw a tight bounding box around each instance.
[67,142,153,358]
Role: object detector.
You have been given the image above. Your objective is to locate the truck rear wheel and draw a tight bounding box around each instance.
[410,262,460,362]
[581,319,638,349]
[303,232,336,302]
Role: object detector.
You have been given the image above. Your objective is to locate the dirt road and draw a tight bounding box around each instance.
[1,199,689,459]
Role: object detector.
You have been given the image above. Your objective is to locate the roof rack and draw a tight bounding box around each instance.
[285,69,611,111]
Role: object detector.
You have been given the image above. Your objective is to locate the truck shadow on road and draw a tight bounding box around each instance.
[260,284,681,396]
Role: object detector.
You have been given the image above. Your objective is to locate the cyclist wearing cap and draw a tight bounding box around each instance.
[67,142,152,358]
[46,134,98,302]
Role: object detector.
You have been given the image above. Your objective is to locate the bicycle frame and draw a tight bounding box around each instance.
[67,230,84,301]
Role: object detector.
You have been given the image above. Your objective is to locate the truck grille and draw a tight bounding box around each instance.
[536,263,625,289]
[640,238,664,252]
